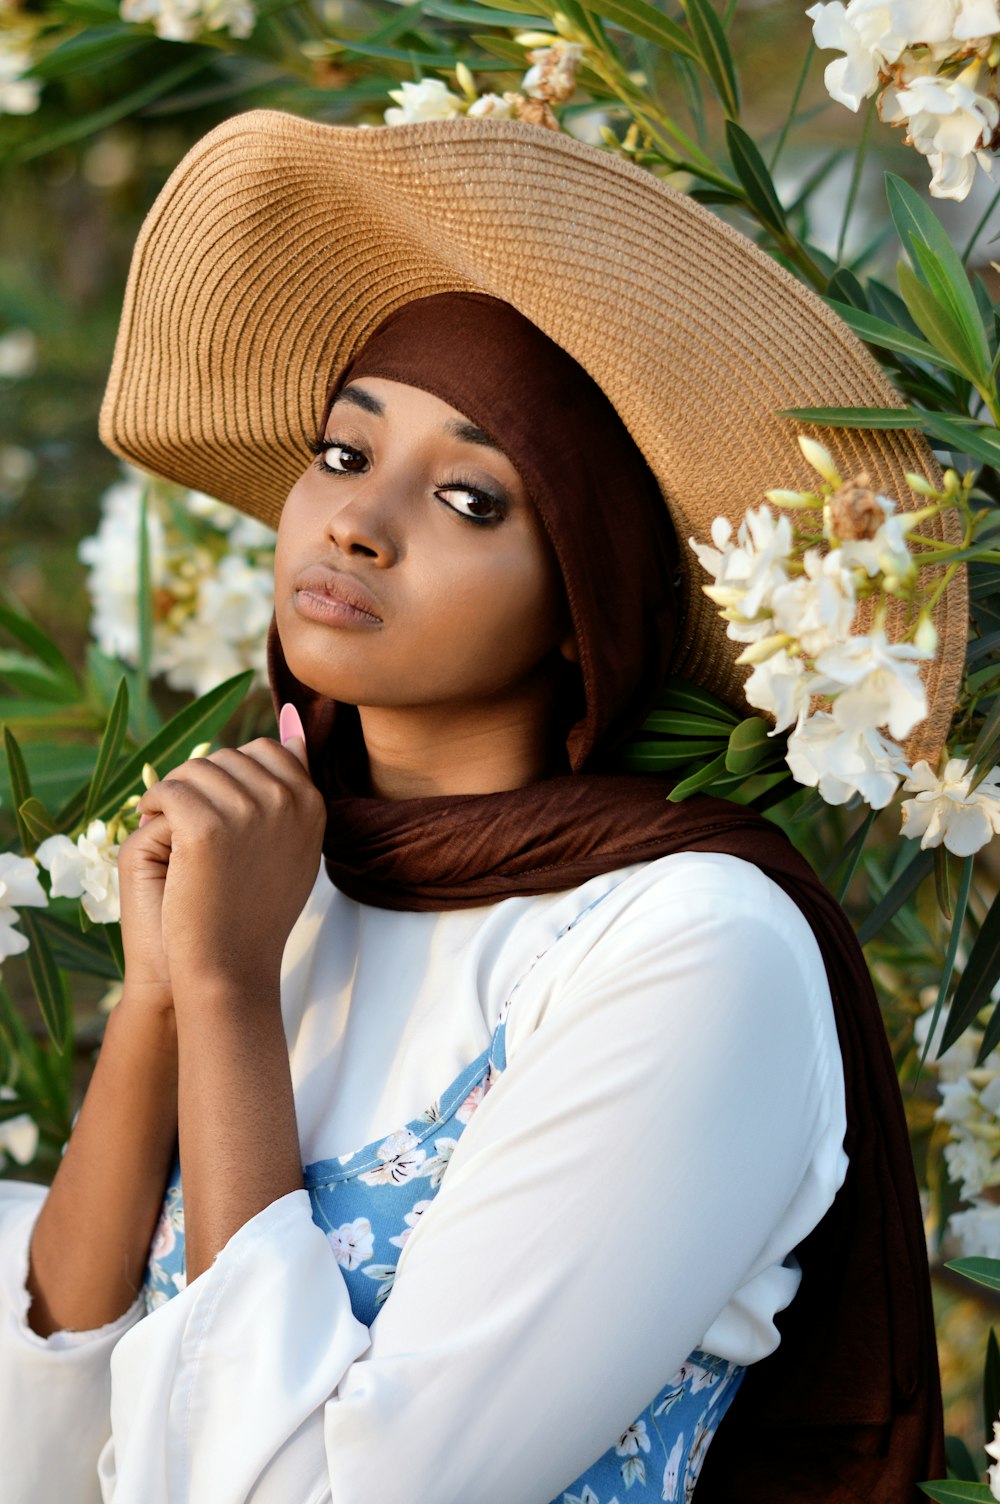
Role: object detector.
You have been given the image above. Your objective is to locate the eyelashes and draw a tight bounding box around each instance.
[305,436,509,526]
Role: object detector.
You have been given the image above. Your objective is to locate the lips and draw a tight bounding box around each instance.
[294,564,383,622]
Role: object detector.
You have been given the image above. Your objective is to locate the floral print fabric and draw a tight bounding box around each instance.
[141,890,746,1501]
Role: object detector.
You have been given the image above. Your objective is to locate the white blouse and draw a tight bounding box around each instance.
[0,850,848,1504]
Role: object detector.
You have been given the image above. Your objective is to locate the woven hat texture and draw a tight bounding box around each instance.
[99,108,966,764]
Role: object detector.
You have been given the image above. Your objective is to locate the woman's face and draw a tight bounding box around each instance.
[273,376,577,714]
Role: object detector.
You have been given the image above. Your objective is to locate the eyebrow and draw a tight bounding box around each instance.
[331,384,505,455]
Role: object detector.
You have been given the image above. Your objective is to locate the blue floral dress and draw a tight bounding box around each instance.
[142,894,746,1503]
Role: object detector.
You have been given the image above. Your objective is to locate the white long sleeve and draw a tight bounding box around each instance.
[0,852,848,1504]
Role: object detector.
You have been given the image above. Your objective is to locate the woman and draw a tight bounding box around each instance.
[0,111,952,1502]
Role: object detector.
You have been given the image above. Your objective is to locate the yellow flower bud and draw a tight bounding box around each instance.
[734,632,794,666]
[141,761,159,790]
[797,435,842,487]
[190,741,213,759]
[455,61,477,100]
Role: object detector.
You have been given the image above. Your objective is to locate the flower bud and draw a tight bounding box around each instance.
[823,474,887,542]
[914,614,938,656]
[454,61,476,100]
[735,632,794,666]
[190,741,213,759]
[141,761,159,790]
[903,472,940,499]
[798,435,842,487]
[765,487,818,509]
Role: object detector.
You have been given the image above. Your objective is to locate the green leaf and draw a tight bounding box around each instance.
[55,670,254,830]
[920,412,1000,468]
[667,750,728,801]
[680,0,739,118]
[831,808,877,903]
[918,856,973,1075]
[32,910,120,980]
[967,693,1000,790]
[17,796,56,843]
[27,27,151,80]
[0,742,96,812]
[642,711,735,737]
[724,716,773,775]
[620,738,731,770]
[11,53,212,164]
[942,885,1000,1055]
[3,725,33,853]
[725,120,786,237]
[887,171,990,371]
[83,677,129,826]
[0,600,76,687]
[944,1437,980,1484]
[947,1256,1000,1294]
[17,910,70,1053]
[654,678,741,723]
[822,300,967,377]
[572,0,697,57]
[898,260,988,389]
[468,33,531,62]
[104,923,125,980]
[919,1484,996,1501]
[778,403,925,429]
[857,846,934,947]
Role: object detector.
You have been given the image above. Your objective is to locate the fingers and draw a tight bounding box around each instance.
[136,739,321,826]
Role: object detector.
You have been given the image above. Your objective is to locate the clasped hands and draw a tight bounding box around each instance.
[118,708,326,1011]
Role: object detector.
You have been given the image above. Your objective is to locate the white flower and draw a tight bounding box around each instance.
[986,1418,1000,1502]
[891,0,1000,42]
[327,1216,374,1270]
[0,37,41,116]
[949,1200,1000,1257]
[812,629,930,740]
[119,0,254,41]
[743,649,816,733]
[0,328,36,378]
[901,758,1000,855]
[36,820,121,925]
[832,504,914,584]
[936,1077,979,1125]
[881,58,998,201]
[786,710,909,807]
[155,618,249,698]
[0,1088,38,1169]
[770,547,857,657]
[806,0,906,111]
[78,469,170,665]
[0,853,47,962]
[384,78,464,125]
[944,1134,996,1197]
[690,507,793,640]
[198,553,274,646]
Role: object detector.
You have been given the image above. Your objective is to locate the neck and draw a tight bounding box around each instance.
[355,674,570,801]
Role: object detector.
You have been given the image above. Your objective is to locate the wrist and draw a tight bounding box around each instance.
[170,963,282,1015]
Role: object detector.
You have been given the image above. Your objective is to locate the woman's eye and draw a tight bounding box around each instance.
[317,443,366,475]
[438,487,505,524]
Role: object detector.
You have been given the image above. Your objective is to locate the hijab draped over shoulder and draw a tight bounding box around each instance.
[267,290,945,1501]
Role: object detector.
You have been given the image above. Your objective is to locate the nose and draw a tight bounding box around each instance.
[323,470,401,566]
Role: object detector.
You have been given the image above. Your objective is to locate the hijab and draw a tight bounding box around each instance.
[267,290,945,1499]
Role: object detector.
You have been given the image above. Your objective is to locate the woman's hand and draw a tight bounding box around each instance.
[134,728,326,1000]
[116,808,176,1014]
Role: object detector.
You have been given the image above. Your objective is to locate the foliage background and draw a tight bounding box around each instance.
[3,0,1000,1474]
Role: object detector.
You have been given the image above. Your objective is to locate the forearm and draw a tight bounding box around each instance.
[25,996,180,1337]
[175,973,304,1283]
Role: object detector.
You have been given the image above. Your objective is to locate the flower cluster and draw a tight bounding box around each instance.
[79,464,275,699]
[915,1002,1000,1262]
[383,34,585,132]
[36,820,122,925]
[119,0,255,43]
[691,437,1000,851]
[806,0,1000,200]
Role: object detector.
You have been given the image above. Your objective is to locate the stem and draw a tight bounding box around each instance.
[962,181,1000,264]
[769,40,814,174]
[835,94,874,266]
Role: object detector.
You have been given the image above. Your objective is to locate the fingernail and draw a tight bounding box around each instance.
[279,702,306,748]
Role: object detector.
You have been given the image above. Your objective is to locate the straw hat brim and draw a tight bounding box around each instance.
[99,108,966,765]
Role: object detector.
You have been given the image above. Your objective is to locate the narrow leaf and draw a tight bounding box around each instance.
[3,725,33,852]
[918,856,973,1075]
[56,669,253,830]
[17,910,70,1052]
[945,1436,981,1484]
[947,1256,1000,1293]
[725,120,786,236]
[832,809,877,903]
[667,750,728,801]
[984,1329,1000,1451]
[898,261,984,386]
[0,600,76,685]
[32,910,120,980]
[857,846,934,947]
[643,711,735,737]
[655,678,741,722]
[18,797,56,843]
[778,404,925,429]
[566,0,697,56]
[83,676,129,826]
[681,0,739,118]
[104,922,125,980]
[942,885,1000,1055]
[822,299,966,376]
[918,1484,996,1502]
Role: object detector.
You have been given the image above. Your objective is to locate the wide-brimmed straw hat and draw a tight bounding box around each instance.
[98,108,966,764]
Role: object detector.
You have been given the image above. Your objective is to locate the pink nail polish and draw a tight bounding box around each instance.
[139,812,149,828]
[279,702,306,747]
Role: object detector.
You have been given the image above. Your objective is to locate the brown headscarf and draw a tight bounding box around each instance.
[267,291,945,1499]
